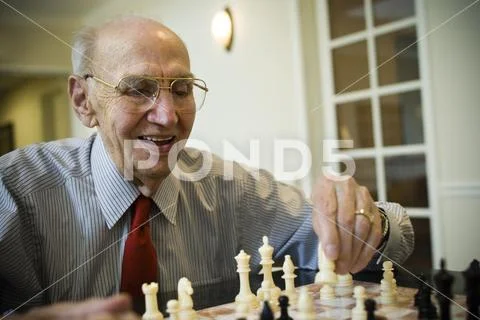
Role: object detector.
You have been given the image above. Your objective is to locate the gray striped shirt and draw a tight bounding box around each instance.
[0,134,413,312]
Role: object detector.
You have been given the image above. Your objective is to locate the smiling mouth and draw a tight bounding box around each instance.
[139,136,175,146]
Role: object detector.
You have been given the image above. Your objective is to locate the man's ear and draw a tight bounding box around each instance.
[68,75,99,128]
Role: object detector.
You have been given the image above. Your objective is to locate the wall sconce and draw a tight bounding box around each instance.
[211,7,234,51]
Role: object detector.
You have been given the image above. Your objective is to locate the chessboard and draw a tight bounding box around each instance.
[196,281,468,320]
[140,236,477,319]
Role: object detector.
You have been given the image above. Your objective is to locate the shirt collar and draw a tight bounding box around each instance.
[91,134,179,229]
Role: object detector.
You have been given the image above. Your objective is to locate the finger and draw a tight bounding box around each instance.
[351,209,383,273]
[87,312,115,320]
[118,311,142,320]
[334,179,356,274]
[22,295,133,320]
[83,294,133,315]
[349,186,374,269]
[312,178,339,260]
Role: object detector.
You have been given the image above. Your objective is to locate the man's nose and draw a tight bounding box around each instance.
[146,92,178,126]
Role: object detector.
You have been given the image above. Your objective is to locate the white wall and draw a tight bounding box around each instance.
[82,0,313,189]
[424,0,480,270]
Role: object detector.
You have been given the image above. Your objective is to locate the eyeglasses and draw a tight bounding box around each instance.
[83,74,208,113]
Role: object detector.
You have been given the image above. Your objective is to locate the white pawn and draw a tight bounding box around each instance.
[384,261,398,292]
[319,284,335,303]
[282,255,298,306]
[177,278,197,320]
[297,287,316,320]
[314,244,337,285]
[166,300,179,320]
[335,273,354,296]
[234,250,259,310]
[260,279,279,312]
[235,301,251,319]
[351,286,367,320]
[142,282,164,320]
[380,261,397,305]
[257,236,281,301]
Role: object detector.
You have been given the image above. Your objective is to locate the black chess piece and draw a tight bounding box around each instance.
[415,273,428,307]
[260,300,274,320]
[277,295,293,320]
[463,259,480,320]
[365,298,377,320]
[433,259,454,320]
[417,280,438,319]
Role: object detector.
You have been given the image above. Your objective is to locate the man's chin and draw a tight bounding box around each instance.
[134,165,172,179]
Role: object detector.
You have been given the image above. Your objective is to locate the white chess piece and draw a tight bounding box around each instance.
[380,260,397,305]
[319,284,335,303]
[335,273,354,296]
[260,279,279,312]
[351,286,367,320]
[177,277,197,320]
[234,250,259,310]
[282,255,298,306]
[256,236,281,301]
[314,244,337,285]
[142,282,164,320]
[297,287,316,320]
[235,301,251,319]
[166,299,179,320]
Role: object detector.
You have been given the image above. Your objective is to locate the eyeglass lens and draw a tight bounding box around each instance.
[116,76,205,112]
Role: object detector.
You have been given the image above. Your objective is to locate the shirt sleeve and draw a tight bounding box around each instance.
[369,201,415,268]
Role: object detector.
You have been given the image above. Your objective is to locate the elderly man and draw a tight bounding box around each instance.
[0,16,413,318]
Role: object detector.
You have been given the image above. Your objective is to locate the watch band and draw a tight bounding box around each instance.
[377,207,390,250]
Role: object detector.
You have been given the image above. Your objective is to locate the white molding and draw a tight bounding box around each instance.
[333,88,372,104]
[381,144,426,156]
[317,0,336,139]
[441,182,480,197]
[330,31,368,49]
[377,80,422,97]
[333,80,422,104]
[405,208,431,218]
[340,144,426,158]
[292,0,313,195]
[373,17,417,37]
[417,0,443,268]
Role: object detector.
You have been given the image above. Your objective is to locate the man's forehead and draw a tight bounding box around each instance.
[98,20,180,50]
[94,19,190,78]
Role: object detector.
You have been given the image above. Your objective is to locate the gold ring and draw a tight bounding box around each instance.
[354,209,374,224]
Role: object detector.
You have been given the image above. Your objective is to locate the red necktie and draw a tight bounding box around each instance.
[120,195,158,297]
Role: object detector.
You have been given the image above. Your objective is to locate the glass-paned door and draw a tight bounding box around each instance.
[319,0,436,270]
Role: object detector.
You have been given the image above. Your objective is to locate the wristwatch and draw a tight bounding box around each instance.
[377,207,390,250]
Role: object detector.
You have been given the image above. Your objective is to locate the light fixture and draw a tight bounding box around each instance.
[211,7,234,51]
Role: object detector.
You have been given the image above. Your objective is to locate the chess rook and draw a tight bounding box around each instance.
[141,282,164,320]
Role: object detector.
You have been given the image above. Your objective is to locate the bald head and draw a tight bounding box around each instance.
[71,16,190,78]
